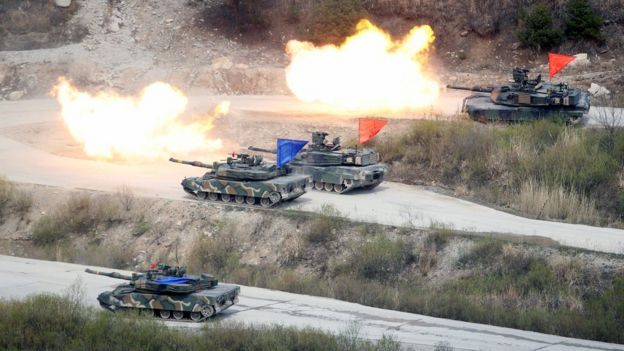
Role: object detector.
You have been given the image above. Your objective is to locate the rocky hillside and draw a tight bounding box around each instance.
[0,0,622,100]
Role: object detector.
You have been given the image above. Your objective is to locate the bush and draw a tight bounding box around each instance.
[518,4,563,51]
[458,240,503,267]
[0,293,399,351]
[305,205,343,244]
[349,237,412,280]
[30,194,123,246]
[187,235,240,276]
[564,0,604,42]
[308,0,367,44]
[31,216,67,245]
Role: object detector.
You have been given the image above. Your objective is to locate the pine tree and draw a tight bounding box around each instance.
[564,0,604,42]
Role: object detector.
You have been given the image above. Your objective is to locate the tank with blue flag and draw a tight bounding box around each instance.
[249,123,388,194]
[169,152,309,207]
[85,263,240,322]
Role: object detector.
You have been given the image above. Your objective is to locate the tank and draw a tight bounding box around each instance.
[169,153,309,207]
[249,131,387,194]
[85,263,240,322]
[447,67,591,123]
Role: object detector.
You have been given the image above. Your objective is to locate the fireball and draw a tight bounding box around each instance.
[52,78,227,160]
[286,19,440,113]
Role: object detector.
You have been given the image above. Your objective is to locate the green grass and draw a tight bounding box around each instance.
[375,120,624,225]
[0,294,399,351]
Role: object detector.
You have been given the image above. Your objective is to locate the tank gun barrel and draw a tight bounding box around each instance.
[85,268,133,281]
[169,157,214,169]
[248,146,277,154]
[446,85,494,93]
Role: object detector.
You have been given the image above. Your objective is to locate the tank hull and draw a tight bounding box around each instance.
[96,283,240,322]
[463,93,589,123]
[181,174,309,207]
[290,164,387,193]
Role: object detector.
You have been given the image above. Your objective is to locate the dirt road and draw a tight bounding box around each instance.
[0,96,623,254]
[2,255,623,351]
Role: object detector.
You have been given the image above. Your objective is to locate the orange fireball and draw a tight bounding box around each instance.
[52,78,227,160]
[286,19,440,113]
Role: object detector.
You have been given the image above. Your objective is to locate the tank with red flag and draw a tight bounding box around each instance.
[447,66,591,124]
[249,121,388,193]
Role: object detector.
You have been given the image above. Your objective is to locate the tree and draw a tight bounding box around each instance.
[564,0,604,42]
[309,0,367,44]
[518,4,563,51]
[594,95,624,153]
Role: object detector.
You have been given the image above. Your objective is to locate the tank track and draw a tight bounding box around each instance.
[311,180,382,194]
[102,302,229,322]
[195,191,283,208]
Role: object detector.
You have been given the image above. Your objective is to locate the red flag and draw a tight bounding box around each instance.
[548,53,576,80]
[359,117,387,144]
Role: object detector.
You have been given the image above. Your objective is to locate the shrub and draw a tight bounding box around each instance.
[0,177,13,216]
[305,204,343,244]
[30,193,123,246]
[31,216,66,245]
[12,190,33,218]
[564,0,604,42]
[350,237,412,280]
[308,0,367,44]
[458,240,504,267]
[518,4,563,51]
[0,293,400,351]
[187,235,240,276]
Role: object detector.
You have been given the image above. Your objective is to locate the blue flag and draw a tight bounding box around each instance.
[155,276,195,285]
[277,138,307,168]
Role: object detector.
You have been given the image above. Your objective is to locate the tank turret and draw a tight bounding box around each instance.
[447,67,590,123]
[85,263,240,322]
[169,153,309,207]
[249,131,387,194]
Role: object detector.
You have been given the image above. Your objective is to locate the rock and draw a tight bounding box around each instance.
[511,42,522,50]
[109,20,120,32]
[569,53,590,67]
[8,91,25,101]
[460,30,469,37]
[211,56,233,70]
[55,0,71,7]
[588,83,610,97]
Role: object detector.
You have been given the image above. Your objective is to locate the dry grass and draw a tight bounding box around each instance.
[31,193,123,245]
[515,179,599,224]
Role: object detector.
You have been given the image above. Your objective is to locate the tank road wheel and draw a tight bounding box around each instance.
[269,192,281,204]
[198,191,208,200]
[235,195,245,204]
[221,194,233,202]
[201,305,215,319]
[260,197,272,208]
[159,310,171,319]
[314,181,324,191]
[172,311,184,320]
[208,193,219,201]
[324,183,334,192]
[333,184,346,193]
[245,196,256,205]
[190,312,203,322]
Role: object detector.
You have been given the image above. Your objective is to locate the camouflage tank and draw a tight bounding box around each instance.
[169,153,309,207]
[85,263,240,322]
[249,132,387,194]
[447,67,591,123]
